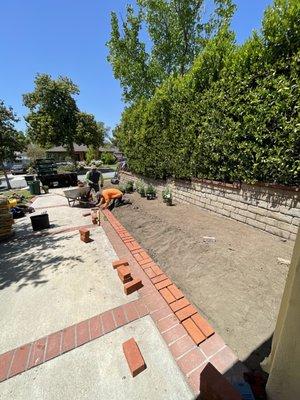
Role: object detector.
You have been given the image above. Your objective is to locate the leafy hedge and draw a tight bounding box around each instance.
[115,0,300,185]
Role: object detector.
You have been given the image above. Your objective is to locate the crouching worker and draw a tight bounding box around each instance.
[97,188,125,210]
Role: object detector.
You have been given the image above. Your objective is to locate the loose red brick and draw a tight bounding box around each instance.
[175,305,197,322]
[101,311,116,334]
[129,241,141,251]
[151,274,168,284]
[112,259,129,269]
[61,326,75,353]
[182,318,206,345]
[170,298,190,313]
[113,307,127,327]
[191,314,215,338]
[27,337,47,369]
[200,363,242,400]
[0,350,14,382]
[124,278,143,295]
[123,338,146,377]
[155,278,172,290]
[177,348,206,376]
[79,227,89,235]
[76,320,90,346]
[123,302,139,322]
[117,265,132,283]
[159,287,176,304]
[168,284,184,300]
[90,316,103,340]
[44,331,62,361]
[144,268,156,279]
[8,344,31,377]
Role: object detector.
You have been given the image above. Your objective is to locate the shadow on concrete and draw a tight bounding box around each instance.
[193,340,271,399]
[0,226,83,292]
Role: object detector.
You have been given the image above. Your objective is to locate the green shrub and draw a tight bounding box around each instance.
[101,152,116,165]
[115,0,300,186]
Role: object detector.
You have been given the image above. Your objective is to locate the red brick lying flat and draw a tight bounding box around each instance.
[28,337,47,368]
[124,278,143,295]
[175,305,197,322]
[144,267,156,279]
[0,350,14,382]
[112,259,129,269]
[44,331,62,362]
[151,274,168,284]
[170,298,190,313]
[182,318,206,345]
[155,278,172,290]
[200,363,242,400]
[117,265,132,283]
[8,344,31,378]
[168,284,184,300]
[151,265,164,276]
[191,314,215,338]
[123,338,146,377]
[159,287,176,304]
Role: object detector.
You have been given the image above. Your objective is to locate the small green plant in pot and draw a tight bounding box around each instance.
[146,184,156,200]
[135,180,143,194]
[162,187,172,205]
[125,180,134,193]
[140,184,146,197]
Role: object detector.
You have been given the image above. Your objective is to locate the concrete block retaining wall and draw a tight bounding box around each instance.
[120,172,299,242]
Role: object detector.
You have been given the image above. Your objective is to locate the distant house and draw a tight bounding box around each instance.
[46,144,123,162]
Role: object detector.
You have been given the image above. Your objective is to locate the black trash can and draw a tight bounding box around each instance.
[30,213,50,231]
[25,175,34,184]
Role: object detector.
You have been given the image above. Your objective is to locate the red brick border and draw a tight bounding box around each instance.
[0,299,149,383]
[101,209,242,395]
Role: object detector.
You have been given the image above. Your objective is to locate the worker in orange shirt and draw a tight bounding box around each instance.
[97,187,124,210]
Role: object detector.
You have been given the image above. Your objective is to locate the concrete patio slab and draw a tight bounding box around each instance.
[0,318,194,400]
[0,226,137,354]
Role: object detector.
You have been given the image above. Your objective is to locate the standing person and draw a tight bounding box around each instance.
[97,188,124,210]
[85,164,104,193]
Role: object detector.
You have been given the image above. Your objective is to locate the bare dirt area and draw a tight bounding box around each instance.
[113,191,294,368]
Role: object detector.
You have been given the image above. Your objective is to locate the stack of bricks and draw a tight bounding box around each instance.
[79,228,90,243]
[112,259,143,295]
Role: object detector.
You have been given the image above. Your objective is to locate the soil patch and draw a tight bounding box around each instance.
[113,192,294,368]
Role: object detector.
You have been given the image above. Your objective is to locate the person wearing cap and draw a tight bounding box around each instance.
[85,164,104,193]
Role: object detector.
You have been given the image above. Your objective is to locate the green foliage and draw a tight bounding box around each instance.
[26,143,46,165]
[162,186,172,200]
[107,0,236,102]
[116,1,300,186]
[0,100,27,189]
[124,180,134,193]
[86,147,99,164]
[23,74,106,163]
[101,152,116,165]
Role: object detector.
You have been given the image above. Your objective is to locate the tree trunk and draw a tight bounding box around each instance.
[1,162,11,190]
[67,142,77,167]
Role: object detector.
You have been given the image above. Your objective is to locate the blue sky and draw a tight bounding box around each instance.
[0,0,273,133]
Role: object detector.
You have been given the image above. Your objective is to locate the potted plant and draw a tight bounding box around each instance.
[146,184,156,200]
[140,184,146,197]
[125,180,134,193]
[135,180,143,194]
[162,187,172,205]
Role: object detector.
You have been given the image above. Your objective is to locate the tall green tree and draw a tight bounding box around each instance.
[23,74,79,163]
[0,100,26,189]
[23,74,107,164]
[107,0,236,102]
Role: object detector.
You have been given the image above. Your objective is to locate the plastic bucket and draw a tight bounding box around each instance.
[28,180,41,195]
[30,213,50,231]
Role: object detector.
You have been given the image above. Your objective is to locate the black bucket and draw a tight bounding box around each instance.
[30,213,50,231]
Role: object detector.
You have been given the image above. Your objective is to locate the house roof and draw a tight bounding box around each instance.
[46,144,121,153]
